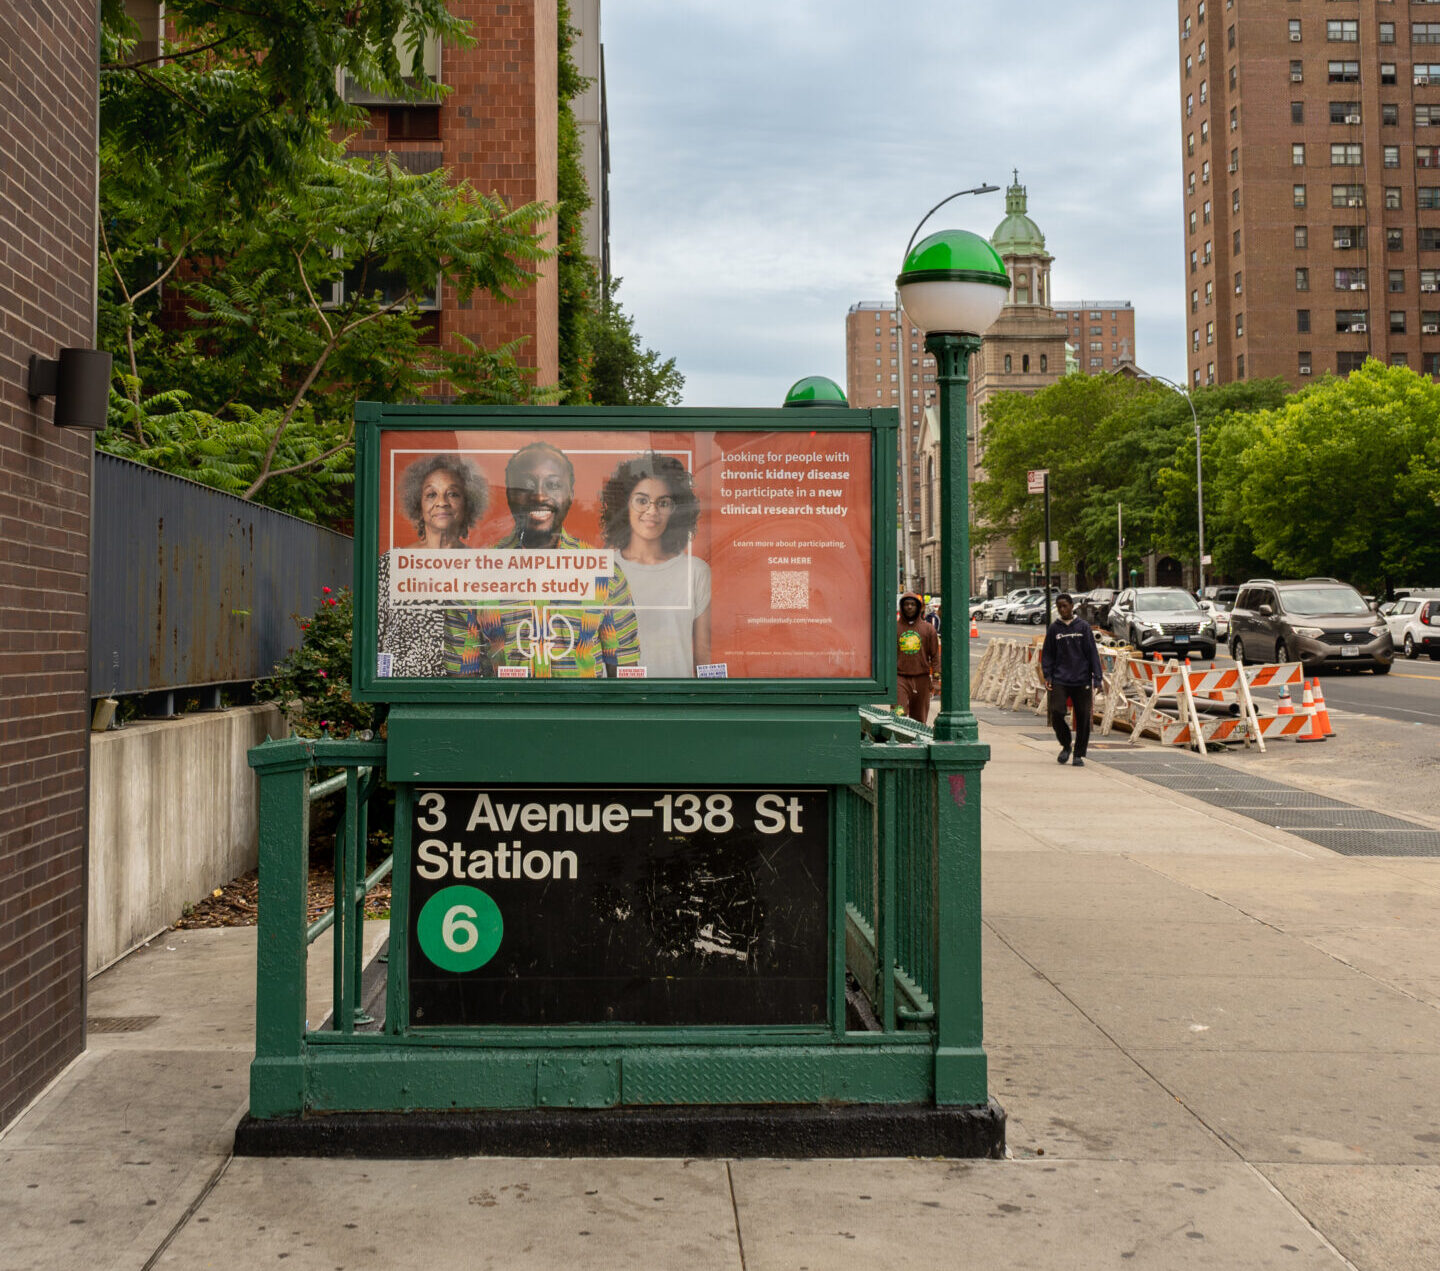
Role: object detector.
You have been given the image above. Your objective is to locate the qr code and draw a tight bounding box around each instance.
[770,570,810,610]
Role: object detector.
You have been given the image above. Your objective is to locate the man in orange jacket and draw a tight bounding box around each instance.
[896,592,940,723]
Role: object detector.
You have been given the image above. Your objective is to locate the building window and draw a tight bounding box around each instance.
[1040,354,1047,373]
[1417,63,1440,86]
[1326,19,1358,42]
[1237,354,1245,378]
[1332,183,1364,207]
[1203,200,1212,225]
[1427,354,1440,377]
[1331,143,1363,166]
[1188,132,1196,156]
[1420,147,1440,169]
[1297,309,1311,333]
[1335,309,1368,333]
[1388,228,1404,250]
[1199,38,1207,61]
[1233,229,1242,253]
[1192,328,1200,351]
[1294,184,1307,208]
[1295,225,1309,249]
[1236,313,1244,337]
[1422,228,1440,250]
[1189,210,1198,235]
[1200,79,1208,104]
[1384,145,1401,168]
[1386,187,1404,209]
[1390,270,1407,293]
[1228,23,1235,50]
[1334,225,1364,249]
[1415,23,1440,44]
[1290,60,1303,84]
[1202,159,1210,183]
[1329,101,1359,125]
[1293,143,1307,166]
[1004,354,1011,372]
[1423,269,1440,292]
[1381,63,1397,86]
[1422,188,1440,210]
[1383,103,1400,126]
[1185,53,1193,76]
[1391,310,1407,333]
[1207,362,1215,385]
[1022,354,1030,373]
[1391,353,1409,368]
[1232,188,1241,213]
[1191,289,1199,314]
[1204,240,1213,264]
[1338,352,1367,374]
[1234,270,1243,294]
[1227,108,1236,132]
[1380,22,1395,45]
[1289,19,1302,41]
[1205,280,1214,305]
[1297,267,1311,291]
[1187,171,1197,195]
[1426,310,1440,332]
[1328,60,1360,83]
[1419,105,1440,128]
[1190,249,1199,273]
[1292,101,1306,125]
[1202,119,1210,142]
[1334,267,1368,290]
[1229,65,1238,91]
[1299,351,1313,376]
[1206,320,1215,345]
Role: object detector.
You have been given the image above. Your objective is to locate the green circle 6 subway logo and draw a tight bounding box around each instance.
[416,886,503,973]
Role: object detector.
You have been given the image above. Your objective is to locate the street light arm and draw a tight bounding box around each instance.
[903,184,1001,262]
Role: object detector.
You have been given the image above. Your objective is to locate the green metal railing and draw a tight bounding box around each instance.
[247,718,989,1117]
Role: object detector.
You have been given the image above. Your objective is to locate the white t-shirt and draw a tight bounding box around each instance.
[619,553,712,678]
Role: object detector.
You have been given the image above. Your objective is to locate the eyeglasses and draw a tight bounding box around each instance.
[630,493,675,512]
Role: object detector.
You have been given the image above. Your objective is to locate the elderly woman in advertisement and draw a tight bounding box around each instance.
[378,453,489,677]
[599,452,711,677]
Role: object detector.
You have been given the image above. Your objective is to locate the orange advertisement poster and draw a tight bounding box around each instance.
[375,428,872,681]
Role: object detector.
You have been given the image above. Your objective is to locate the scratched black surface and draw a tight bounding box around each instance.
[407,786,830,1027]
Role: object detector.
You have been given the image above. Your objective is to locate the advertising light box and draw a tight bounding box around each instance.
[354,406,895,703]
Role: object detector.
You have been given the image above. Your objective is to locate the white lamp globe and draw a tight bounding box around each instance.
[895,230,1009,336]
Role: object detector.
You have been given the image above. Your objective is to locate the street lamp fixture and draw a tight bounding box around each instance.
[1148,372,1206,597]
[896,228,1009,743]
[782,375,848,408]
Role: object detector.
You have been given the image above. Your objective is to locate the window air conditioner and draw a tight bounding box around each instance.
[1345,115,1361,124]
[1353,323,1368,332]
[1350,281,1367,290]
[1291,71,1303,82]
[1418,75,1432,85]
[1300,367,1313,375]
[1229,161,1239,172]
[1425,324,1439,333]
[1424,283,1438,291]
[1346,197,1362,206]
[1290,31,1302,41]
[1337,237,1353,247]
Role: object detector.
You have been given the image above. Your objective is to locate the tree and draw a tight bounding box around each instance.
[98,2,553,520]
[589,279,686,407]
[1229,361,1440,592]
[555,0,598,403]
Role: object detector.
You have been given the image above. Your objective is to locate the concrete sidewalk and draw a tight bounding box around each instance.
[5,720,1440,1269]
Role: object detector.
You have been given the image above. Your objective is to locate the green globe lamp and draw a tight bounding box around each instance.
[896,229,1008,742]
[782,375,848,408]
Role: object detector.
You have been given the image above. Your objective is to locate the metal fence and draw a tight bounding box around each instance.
[90,453,353,698]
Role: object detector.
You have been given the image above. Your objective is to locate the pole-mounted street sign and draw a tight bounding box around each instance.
[1026,469,1048,495]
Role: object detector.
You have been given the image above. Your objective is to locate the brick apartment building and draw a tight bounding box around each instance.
[0,0,98,1127]
[849,177,1135,594]
[1180,0,1440,388]
[343,0,564,386]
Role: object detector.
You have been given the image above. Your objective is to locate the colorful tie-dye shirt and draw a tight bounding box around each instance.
[442,529,641,678]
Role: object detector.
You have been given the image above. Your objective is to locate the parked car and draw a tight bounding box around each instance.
[993,588,1039,622]
[1003,586,1058,623]
[1011,594,1049,625]
[1108,586,1218,659]
[1200,584,1240,607]
[1228,577,1393,673]
[1077,588,1116,627]
[1197,598,1231,639]
[1384,592,1440,660]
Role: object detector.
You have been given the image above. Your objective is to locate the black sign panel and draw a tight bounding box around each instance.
[406,786,829,1027]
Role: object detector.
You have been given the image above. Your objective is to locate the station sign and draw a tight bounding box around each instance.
[406,785,830,1027]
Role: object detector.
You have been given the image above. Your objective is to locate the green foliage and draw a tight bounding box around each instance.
[255,588,384,739]
[555,0,599,403]
[589,278,686,407]
[1223,361,1440,591]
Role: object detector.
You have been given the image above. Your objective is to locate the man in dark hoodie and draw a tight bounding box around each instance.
[1040,592,1105,767]
[896,592,940,723]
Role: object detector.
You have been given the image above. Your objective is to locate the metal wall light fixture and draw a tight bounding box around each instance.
[27,348,113,430]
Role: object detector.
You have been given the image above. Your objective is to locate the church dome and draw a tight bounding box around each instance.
[991,171,1048,258]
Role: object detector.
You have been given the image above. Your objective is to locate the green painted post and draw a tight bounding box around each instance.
[248,739,316,1117]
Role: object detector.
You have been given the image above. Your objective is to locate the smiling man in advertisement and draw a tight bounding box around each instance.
[441,441,641,678]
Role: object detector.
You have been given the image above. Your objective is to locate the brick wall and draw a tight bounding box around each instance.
[0,0,97,1128]
[346,0,560,388]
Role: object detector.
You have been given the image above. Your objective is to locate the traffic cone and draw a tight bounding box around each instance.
[1296,681,1324,742]
[1311,679,1334,738]
[1207,661,1226,703]
[1276,684,1294,715]
[970,616,979,638]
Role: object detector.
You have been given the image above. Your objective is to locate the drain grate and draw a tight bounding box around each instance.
[88,1015,158,1033]
[1295,830,1440,857]
[1234,808,1424,831]
[1185,789,1352,811]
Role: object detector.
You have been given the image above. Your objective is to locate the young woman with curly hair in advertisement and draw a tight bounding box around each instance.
[378,453,489,677]
[598,452,711,677]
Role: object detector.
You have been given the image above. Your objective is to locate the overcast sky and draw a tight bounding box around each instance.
[601,1,1185,406]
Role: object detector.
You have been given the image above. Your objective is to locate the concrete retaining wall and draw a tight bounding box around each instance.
[88,705,285,974]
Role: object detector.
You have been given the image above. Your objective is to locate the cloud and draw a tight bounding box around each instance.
[601,2,1185,406]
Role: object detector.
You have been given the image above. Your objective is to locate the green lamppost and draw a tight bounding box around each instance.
[782,375,848,408]
[896,230,1009,742]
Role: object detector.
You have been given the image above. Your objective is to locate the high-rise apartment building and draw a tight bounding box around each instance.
[1180,0,1440,388]
[1053,302,1137,372]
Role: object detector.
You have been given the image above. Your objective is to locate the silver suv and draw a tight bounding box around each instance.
[1229,577,1393,674]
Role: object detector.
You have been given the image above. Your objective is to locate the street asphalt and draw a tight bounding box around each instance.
[3,701,1439,1269]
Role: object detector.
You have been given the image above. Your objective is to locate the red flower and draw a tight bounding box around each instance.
[323,586,332,594]
[318,670,328,678]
